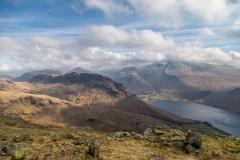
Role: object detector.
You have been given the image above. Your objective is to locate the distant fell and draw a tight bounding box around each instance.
[68,67,91,74]
[13,69,62,82]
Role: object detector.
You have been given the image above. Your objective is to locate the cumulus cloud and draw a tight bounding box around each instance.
[1,25,240,73]
[199,28,216,36]
[183,0,233,24]
[86,25,176,51]
[229,51,240,60]
[0,64,10,72]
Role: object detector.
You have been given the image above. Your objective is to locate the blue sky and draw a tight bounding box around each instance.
[0,0,240,76]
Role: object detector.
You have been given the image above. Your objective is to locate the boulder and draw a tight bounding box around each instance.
[113,132,124,138]
[13,134,30,143]
[154,129,164,136]
[132,134,143,140]
[184,130,202,149]
[172,132,181,137]
[88,140,100,157]
[172,141,185,150]
[4,120,17,126]
[0,135,8,141]
[74,137,87,145]
[185,144,195,154]
[122,132,132,137]
[70,155,80,160]
[212,150,219,156]
[65,132,79,139]
[149,154,163,160]
[143,128,153,137]
[0,143,18,156]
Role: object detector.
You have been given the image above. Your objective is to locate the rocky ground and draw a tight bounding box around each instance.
[0,115,240,160]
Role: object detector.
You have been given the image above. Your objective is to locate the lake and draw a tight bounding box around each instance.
[151,100,240,137]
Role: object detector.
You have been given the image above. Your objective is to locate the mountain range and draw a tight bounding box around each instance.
[111,61,240,114]
[5,61,240,115]
[11,67,92,82]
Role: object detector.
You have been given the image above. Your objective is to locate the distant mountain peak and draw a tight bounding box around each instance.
[12,69,62,82]
[69,67,91,74]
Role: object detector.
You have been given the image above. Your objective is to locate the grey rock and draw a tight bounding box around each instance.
[13,134,30,143]
[172,141,185,150]
[149,154,163,160]
[154,129,164,136]
[212,150,219,156]
[74,137,87,145]
[4,120,17,126]
[88,140,100,157]
[184,130,202,149]
[122,132,132,137]
[144,128,153,136]
[185,144,195,154]
[70,155,80,160]
[173,132,181,137]
[113,132,124,138]
[65,132,79,139]
[0,135,8,141]
[133,134,143,140]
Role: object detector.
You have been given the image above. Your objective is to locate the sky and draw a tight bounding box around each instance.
[0,0,240,76]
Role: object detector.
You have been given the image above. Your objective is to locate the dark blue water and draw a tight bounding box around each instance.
[151,100,240,137]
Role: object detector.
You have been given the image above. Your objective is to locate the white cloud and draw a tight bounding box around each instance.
[86,25,176,51]
[183,0,233,24]
[29,36,64,49]
[81,0,240,28]
[229,51,240,60]
[232,20,240,31]
[228,20,240,38]
[127,0,183,28]
[200,28,216,36]
[0,36,24,51]
[83,0,132,17]
[0,64,10,72]
[1,31,240,73]
[70,1,83,14]
[0,18,18,23]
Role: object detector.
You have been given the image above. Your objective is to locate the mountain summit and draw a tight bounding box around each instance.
[68,67,91,74]
[13,69,62,82]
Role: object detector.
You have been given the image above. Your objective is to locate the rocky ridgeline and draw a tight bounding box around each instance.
[0,125,240,160]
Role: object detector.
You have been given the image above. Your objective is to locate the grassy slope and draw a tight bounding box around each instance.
[0,115,239,160]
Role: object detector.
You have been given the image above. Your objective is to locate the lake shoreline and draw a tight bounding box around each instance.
[150,100,240,137]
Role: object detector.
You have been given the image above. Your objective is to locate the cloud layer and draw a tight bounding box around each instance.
[1,25,240,74]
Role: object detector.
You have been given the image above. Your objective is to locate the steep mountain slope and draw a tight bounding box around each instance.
[202,88,240,114]
[0,74,187,133]
[112,63,192,95]
[113,62,240,95]
[112,62,240,114]
[112,67,155,94]
[13,69,62,82]
[68,67,91,73]
[165,61,240,91]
